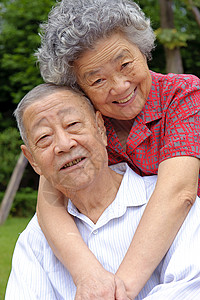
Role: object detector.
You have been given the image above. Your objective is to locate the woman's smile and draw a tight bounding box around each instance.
[112,88,137,105]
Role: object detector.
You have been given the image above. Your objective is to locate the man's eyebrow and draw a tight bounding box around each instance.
[84,50,129,79]
[32,117,47,130]
[58,107,78,116]
[32,107,79,130]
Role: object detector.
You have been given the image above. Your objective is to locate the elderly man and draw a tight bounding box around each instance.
[5,84,200,300]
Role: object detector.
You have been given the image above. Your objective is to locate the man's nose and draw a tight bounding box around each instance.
[54,131,77,155]
[109,75,130,96]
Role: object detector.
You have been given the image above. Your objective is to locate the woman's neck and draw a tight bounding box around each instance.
[111,118,134,151]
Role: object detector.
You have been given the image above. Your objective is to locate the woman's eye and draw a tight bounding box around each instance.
[121,62,130,69]
[92,78,103,85]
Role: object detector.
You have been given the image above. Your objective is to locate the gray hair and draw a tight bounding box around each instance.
[14,83,94,145]
[36,0,155,87]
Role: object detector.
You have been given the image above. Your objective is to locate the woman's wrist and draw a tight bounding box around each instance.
[116,268,143,299]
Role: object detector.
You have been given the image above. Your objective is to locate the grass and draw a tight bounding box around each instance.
[0,217,31,299]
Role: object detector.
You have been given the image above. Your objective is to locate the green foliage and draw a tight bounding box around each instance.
[155,28,195,50]
[11,187,37,217]
[137,0,200,76]
[0,187,37,217]
[0,112,15,129]
[0,127,22,189]
[0,0,55,109]
[10,188,37,217]
[182,0,200,9]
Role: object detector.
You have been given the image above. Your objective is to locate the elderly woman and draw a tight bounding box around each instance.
[36,0,200,299]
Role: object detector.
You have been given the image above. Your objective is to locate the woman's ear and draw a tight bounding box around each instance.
[95,111,107,146]
[21,145,42,175]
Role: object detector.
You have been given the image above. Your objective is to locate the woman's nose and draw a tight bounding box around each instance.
[109,75,130,96]
[54,131,77,155]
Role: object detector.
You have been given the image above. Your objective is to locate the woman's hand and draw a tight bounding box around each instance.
[75,267,130,300]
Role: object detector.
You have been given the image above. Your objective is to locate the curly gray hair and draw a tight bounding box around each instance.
[36,0,155,87]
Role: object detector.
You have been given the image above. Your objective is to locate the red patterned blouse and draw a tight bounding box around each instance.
[104,71,200,196]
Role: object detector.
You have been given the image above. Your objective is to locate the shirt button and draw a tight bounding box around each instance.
[93,230,98,235]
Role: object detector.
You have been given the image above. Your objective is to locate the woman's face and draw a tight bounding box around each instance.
[74,32,152,120]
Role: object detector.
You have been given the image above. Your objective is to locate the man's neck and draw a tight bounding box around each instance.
[66,167,123,224]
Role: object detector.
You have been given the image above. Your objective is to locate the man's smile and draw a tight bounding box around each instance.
[60,157,86,170]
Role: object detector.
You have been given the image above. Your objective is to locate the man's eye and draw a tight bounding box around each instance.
[67,122,82,132]
[37,135,48,143]
[68,122,80,127]
[36,134,51,147]
[40,134,49,140]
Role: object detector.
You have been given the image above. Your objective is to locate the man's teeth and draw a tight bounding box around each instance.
[117,91,135,104]
[63,158,83,169]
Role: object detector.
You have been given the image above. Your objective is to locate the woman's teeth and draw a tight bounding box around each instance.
[116,90,135,104]
[63,158,83,169]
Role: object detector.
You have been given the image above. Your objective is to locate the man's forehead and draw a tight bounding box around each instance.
[28,90,87,113]
[24,91,92,125]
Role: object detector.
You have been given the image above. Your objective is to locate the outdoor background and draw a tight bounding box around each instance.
[0,0,200,298]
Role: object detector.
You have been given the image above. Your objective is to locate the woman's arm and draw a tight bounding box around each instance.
[116,155,200,299]
[37,176,129,300]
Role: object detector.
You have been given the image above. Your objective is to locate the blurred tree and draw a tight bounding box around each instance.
[158,0,184,73]
[0,0,55,130]
[0,0,54,211]
[0,127,22,189]
[185,0,200,27]
[138,0,200,76]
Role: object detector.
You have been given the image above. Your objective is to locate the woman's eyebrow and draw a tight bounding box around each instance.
[84,69,101,79]
[112,50,128,63]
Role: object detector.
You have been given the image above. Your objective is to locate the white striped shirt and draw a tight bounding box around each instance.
[5,163,200,299]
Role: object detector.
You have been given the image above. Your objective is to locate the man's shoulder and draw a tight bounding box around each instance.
[111,163,157,204]
[23,214,42,233]
[17,214,45,249]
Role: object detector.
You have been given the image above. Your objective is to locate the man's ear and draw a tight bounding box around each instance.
[21,145,42,175]
[95,111,107,146]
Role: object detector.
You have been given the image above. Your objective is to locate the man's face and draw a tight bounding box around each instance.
[21,90,107,194]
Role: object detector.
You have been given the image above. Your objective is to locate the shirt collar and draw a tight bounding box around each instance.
[67,163,147,221]
[110,162,147,208]
[138,71,162,124]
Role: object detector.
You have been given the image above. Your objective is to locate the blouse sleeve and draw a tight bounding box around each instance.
[159,74,200,162]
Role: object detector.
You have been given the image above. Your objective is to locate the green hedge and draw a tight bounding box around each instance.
[0,187,37,218]
[0,127,22,189]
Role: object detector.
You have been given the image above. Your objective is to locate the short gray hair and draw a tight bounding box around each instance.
[36,0,155,87]
[14,83,94,145]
